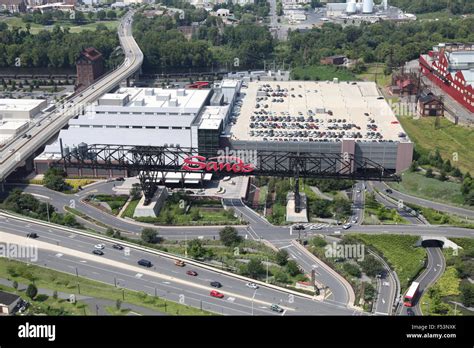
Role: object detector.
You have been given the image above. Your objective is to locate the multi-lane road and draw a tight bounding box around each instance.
[0,11,143,184]
[0,213,361,316]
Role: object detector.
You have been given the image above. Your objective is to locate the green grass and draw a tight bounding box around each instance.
[1,258,213,316]
[135,201,241,226]
[420,267,462,316]
[404,202,474,228]
[121,198,140,219]
[291,65,357,81]
[398,116,474,174]
[89,194,129,215]
[352,234,426,292]
[258,186,268,206]
[0,283,91,315]
[3,17,119,34]
[356,63,392,87]
[389,171,469,208]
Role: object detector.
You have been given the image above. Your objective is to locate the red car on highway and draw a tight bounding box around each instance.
[210,290,224,298]
[186,270,198,276]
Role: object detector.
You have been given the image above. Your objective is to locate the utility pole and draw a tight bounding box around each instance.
[265,257,269,283]
[46,202,50,223]
[184,231,188,258]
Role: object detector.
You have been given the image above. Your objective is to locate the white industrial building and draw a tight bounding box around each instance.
[0,98,47,121]
[0,98,46,144]
[34,83,241,173]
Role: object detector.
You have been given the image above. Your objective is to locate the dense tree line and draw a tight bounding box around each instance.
[1,189,81,228]
[0,23,119,69]
[389,0,474,14]
[133,12,274,71]
[278,18,474,69]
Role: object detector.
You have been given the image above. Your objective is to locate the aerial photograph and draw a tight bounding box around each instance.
[0,0,472,345]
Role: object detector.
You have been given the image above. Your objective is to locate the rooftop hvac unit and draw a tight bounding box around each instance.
[144,88,154,96]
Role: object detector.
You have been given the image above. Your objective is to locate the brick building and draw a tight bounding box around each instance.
[76,47,105,92]
[417,92,444,117]
[419,43,474,113]
[390,73,419,96]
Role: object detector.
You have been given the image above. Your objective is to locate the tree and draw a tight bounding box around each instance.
[219,226,241,247]
[43,168,67,191]
[129,183,142,200]
[107,10,117,20]
[409,160,418,172]
[359,255,384,277]
[26,284,38,300]
[188,239,206,259]
[460,281,474,307]
[275,249,289,266]
[53,290,58,299]
[12,280,18,290]
[96,10,106,21]
[286,260,301,277]
[106,227,115,236]
[246,258,265,278]
[425,168,434,178]
[343,263,362,278]
[141,228,160,243]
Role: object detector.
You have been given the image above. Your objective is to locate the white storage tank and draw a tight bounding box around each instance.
[356,1,363,12]
[346,1,357,14]
[362,0,374,13]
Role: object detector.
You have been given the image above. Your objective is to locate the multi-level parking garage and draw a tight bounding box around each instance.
[228,80,414,173]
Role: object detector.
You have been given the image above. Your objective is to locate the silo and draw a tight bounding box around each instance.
[346,0,357,14]
[78,142,88,159]
[362,0,374,13]
[356,1,363,12]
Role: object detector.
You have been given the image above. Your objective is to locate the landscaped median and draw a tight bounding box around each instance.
[0,211,328,308]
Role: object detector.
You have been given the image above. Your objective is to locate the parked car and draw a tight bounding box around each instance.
[210,290,224,298]
[115,177,125,181]
[407,308,415,316]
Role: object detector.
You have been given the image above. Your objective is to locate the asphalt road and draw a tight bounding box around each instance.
[370,181,474,220]
[366,181,425,224]
[0,10,143,182]
[0,217,360,316]
[399,245,445,316]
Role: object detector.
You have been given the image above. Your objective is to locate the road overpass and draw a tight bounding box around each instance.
[0,10,143,185]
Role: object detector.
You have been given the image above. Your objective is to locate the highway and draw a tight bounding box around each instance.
[399,245,445,316]
[366,181,426,225]
[370,181,474,220]
[0,10,143,184]
[0,216,360,316]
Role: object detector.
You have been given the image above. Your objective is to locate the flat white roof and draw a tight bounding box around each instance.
[107,87,211,110]
[0,121,28,130]
[0,98,46,111]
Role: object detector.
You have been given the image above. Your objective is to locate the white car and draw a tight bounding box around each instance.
[94,244,105,250]
[246,282,259,289]
[310,225,322,230]
[343,223,352,230]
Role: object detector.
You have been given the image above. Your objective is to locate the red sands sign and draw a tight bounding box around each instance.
[182,155,255,173]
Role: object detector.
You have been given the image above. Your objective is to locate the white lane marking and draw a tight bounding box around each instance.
[80,260,87,263]
[227,297,235,303]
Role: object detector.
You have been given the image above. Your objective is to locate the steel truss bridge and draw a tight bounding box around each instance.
[54,143,399,212]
